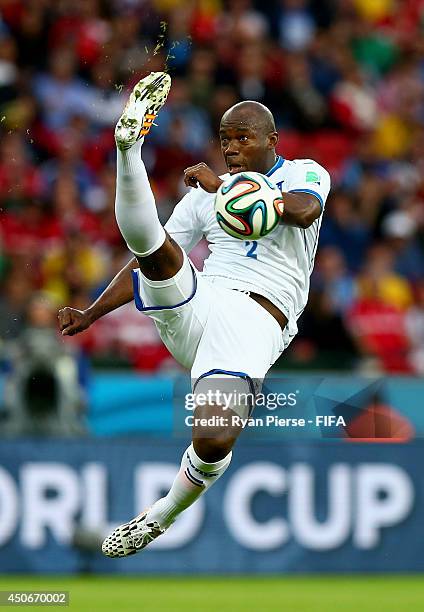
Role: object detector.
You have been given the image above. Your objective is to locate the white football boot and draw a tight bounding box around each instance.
[102,509,166,558]
[114,71,171,151]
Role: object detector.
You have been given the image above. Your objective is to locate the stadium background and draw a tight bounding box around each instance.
[0,0,424,610]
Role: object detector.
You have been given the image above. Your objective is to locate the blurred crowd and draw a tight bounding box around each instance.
[0,0,423,376]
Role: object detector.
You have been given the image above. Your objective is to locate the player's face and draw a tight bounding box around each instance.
[219,121,277,175]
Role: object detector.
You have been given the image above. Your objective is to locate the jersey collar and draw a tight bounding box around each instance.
[266,155,284,177]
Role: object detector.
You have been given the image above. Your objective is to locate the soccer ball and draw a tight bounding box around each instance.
[214,171,284,240]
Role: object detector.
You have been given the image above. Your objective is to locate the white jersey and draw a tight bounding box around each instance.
[165,156,331,349]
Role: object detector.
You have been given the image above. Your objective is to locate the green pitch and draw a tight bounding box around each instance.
[0,576,423,612]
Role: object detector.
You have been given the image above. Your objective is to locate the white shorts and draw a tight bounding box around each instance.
[131,252,283,386]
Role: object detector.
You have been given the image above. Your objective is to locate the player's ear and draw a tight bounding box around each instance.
[268,131,278,149]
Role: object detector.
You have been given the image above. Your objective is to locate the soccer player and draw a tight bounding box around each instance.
[58,72,331,557]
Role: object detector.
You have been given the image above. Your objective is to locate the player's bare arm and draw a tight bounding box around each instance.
[58,233,185,337]
[183,162,223,192]
[279,191,322,229]
[58,256,139,336]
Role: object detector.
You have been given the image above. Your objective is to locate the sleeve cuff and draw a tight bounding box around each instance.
[288,188,324,209]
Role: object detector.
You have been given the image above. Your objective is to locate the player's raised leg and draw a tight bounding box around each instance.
[114,71,184,280]
[102,73,244,560]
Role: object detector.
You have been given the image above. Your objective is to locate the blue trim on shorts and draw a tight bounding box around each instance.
[289,188,324,208]
[195,368,252,384]
[131,264,197,312]
[266,155,284,177]
[193,368,257,416]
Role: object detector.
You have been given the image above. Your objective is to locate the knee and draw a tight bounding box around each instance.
[193,434,234,463]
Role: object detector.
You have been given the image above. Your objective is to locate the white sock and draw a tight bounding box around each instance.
[146,444,232,528]
[115,140,166,257]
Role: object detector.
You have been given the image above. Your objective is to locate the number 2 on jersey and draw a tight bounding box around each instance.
[245,241,258,259]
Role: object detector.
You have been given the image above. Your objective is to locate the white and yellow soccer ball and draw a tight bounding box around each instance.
[214,171,284,240]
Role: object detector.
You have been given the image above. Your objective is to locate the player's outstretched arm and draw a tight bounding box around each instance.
[58,257,138,336]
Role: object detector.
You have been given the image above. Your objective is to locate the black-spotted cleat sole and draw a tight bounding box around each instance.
[115,71,171,150]
[101,509,165,558]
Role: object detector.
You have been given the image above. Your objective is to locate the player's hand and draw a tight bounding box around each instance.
[58,307,93,336]
[183,163,223,193]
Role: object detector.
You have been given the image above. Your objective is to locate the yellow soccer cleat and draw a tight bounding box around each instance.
[115,71,171,150]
